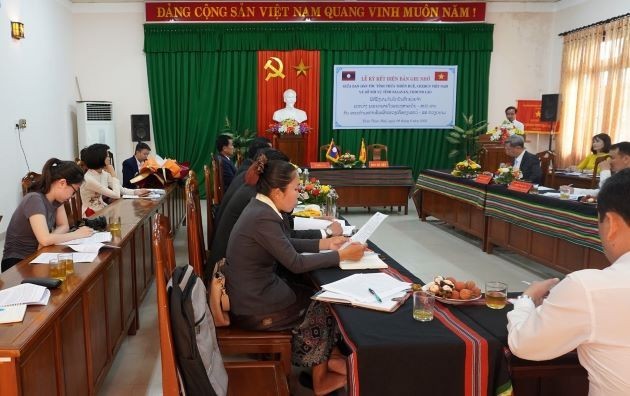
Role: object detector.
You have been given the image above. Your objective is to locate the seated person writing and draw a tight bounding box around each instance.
[1,158,94,272]
[566,142,630,199]
[225,155,365,395]
[80,143,148,216]
[208,148,342,280]
[570,133,611,173]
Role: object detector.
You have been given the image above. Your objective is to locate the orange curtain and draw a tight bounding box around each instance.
[257,50,320,164]
[557,16,630,167]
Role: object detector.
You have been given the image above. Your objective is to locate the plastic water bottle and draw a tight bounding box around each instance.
[325,188,338,218]
[302,168,309,184]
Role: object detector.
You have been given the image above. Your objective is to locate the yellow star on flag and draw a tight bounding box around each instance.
[293,59,311,77]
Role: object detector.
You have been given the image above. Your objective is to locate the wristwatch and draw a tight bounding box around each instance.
[325,227,333,237]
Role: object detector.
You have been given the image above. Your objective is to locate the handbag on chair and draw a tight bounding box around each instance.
[209,259,231,327]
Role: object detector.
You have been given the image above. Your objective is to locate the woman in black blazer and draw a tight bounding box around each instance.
[226,155,365,395]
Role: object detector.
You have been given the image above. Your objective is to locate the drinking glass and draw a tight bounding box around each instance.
[559,185,571,200]
[58,253,74,275]
[49,258,66,281]
[413,291,434,322]
[109,216,121,232]
[485,281,507,309]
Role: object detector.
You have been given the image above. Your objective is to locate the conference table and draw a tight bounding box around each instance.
[0,183,185,396]
[549,170,598,189]
[414,170,608,273]
[307,166,414,214]
[310,240,588,396]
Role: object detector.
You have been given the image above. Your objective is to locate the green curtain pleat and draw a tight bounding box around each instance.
[144,23,492,196]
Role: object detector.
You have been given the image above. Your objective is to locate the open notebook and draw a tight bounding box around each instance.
[314,273,411,312]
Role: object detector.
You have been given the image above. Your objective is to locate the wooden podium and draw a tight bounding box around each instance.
[272,134,306,167]
[478,134,511,172]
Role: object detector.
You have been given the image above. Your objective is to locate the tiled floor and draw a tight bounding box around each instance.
[98,199,560,395]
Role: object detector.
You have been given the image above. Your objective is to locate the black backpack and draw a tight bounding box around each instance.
[168,265,227,395]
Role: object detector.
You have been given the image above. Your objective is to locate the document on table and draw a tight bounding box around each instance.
[0,283,50,306]
[122,193,161,199]
[293,217,356,236]
[541,192,582,200]
[339,252,388,270]
[0,304,28,324]
[340,212,388,249]
[59,232,112,246]
[68,243,119,253]
[31,252,98,264]
[315,273,410,312]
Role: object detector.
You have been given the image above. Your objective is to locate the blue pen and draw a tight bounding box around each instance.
[368,288,382,303]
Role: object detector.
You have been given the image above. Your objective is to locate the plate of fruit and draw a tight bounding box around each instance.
[422,276,482,305]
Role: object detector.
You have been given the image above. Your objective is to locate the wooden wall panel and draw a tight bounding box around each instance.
[86,273,108,387]
[60,299,89,395]
[106,257,123,355]
[20,331,57,396]
[121,241,135,330]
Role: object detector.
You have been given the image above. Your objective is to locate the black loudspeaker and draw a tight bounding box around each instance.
[540,94,559,122]
[131,114,151,141]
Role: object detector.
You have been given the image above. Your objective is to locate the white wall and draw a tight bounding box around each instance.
[72,3,153,181]
[0,0,75,237]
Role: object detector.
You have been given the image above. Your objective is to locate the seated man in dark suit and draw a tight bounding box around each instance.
[216,134,237,191]
[215,137,272,224]
[504,135,542,184]
[122,142,151,189]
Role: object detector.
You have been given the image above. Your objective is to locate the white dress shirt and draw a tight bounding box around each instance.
[571,169,612,197]
[508,252,630,396]
[512,119,525,132]
[512,150,525,170]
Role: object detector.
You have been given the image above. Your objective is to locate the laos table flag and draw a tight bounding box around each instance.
[326,139,339,163]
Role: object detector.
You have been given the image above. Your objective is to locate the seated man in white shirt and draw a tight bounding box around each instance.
[507,168,630,396]
[569,141,630,197]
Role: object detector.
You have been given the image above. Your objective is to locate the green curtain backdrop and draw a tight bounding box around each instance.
[144,23,493,196]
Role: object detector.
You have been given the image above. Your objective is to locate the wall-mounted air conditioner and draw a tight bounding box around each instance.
[76,101,116,166]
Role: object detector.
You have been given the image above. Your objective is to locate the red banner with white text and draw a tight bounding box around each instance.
[257,51,320,165]
[146,2,485,23]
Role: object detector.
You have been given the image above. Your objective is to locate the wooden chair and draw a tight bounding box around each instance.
[185,171,206,277]
[184,175,293,377]
[212,155,225,205]
[536,150,556,187]
[21,172,41,196]
[152,213,290,396]
[204,164,215,256]
[320,144,341,161]
[592,155,611,188]
[367,144,388,161]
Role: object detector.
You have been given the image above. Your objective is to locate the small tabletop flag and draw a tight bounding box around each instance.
[326,139,339,163]
[359,138,367,163]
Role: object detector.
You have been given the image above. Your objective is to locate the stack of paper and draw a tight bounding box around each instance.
[293,217,356,237]
[122,193,161,199]
[0,304,27,324]
[339,252,388,270]
[60,232,112,246]
[31,252,99,264]
[0,283,50,307]
[314,273,410,312]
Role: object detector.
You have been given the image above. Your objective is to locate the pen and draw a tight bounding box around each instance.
[368,288,382,303]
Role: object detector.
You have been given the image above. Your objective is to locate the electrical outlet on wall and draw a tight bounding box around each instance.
[18,119,27,129]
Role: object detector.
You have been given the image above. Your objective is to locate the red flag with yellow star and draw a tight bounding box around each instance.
[257,51,320,165]
[435,71,448,81]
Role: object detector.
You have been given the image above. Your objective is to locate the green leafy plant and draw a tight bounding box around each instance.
[221,117,257,164]
[445,114,488,161]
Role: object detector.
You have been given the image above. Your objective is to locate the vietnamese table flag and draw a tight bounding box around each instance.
[257,50,320,165]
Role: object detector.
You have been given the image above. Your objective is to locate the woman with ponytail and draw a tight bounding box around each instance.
[1,158,94,272]
[226,154,366,395]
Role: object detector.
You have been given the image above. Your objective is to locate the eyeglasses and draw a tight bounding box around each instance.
[70,184,80,197]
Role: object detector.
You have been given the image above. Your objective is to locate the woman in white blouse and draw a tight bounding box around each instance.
[80,143,148,216]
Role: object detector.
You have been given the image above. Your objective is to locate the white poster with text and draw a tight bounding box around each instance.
[333,65,457,129]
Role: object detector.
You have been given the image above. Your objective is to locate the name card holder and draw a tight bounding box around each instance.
[369,161,389,168]
[474,174,493,185]
[508,180,533,193]
[309,162,331,169]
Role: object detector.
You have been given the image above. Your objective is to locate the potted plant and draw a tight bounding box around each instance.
[221,117,257,166]
[445,114,488,161]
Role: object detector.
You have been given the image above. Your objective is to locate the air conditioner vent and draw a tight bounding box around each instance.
[86,103,112,121]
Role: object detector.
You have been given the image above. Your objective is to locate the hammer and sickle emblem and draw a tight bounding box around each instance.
[264,57,285,81]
